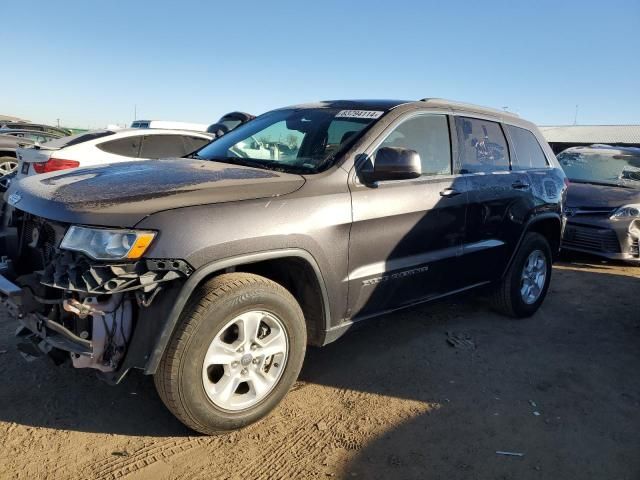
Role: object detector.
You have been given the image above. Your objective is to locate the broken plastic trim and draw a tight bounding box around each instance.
[40,250,193,295]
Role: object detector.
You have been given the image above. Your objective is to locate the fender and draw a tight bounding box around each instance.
[502,212,563,277]
[143,248,331,375]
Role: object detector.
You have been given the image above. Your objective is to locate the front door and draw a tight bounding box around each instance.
[347,113,468,319]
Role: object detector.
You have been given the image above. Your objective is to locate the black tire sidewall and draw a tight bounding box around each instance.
[177,283,306,431]
[508,233,552,317]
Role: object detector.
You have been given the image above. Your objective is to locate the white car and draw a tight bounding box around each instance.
[130,120,210,132]
[16,128,214,178]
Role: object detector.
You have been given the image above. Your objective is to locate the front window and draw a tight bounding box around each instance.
[557,148,640,188]
[195,108,382,173]
[375,114,451,176]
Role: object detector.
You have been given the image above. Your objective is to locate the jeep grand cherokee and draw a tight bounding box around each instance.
[0,99,566,434]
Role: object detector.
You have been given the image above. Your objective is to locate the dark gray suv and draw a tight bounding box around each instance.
[0,99,566,434]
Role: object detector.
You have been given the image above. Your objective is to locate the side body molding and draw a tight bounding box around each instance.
[144,248,331,374]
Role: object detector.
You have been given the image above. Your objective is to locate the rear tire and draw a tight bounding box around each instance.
[490,232,552,318]
[154,273,306,435]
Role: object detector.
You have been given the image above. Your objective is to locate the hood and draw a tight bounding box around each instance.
[566,181,640,209]
[5,159,305,227]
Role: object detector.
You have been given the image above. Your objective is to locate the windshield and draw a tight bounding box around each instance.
[557,148,640,188]
[195,108,382,173]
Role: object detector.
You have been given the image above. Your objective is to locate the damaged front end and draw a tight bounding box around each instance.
[1,211,192,381]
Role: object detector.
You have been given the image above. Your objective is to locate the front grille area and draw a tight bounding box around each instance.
[16,213,68,271]
[563,225,621,253]
[23,218,58,262]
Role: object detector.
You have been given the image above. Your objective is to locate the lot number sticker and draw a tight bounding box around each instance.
[335,110,384,119]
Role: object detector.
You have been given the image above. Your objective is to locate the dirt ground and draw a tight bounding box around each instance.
[0,254,639,480]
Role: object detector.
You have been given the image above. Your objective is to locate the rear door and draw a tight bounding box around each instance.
[454,116,533,285]
[347,112,469,319]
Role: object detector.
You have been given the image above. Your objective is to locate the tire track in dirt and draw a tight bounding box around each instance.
[90,437,213,480]
[180,385,437,480]
[87,381,312,480]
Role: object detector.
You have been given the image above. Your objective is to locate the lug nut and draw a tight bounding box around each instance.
[241,368,248,375]
[250,344,257,351]
[231,361,239,368]
[252,358,259,364]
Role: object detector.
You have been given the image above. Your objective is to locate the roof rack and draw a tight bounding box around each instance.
[419,98,519,117]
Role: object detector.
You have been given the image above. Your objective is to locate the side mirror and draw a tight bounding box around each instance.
[370,147,422,182]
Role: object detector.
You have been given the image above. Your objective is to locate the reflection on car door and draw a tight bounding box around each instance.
[347,113,468,319]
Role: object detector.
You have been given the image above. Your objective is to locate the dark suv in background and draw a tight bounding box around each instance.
[0,98,566,434]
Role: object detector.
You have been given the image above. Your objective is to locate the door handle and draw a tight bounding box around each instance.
[511,181,530,190]
[440,188,461,197]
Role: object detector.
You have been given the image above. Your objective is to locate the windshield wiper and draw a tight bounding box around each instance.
[203,156,313,174]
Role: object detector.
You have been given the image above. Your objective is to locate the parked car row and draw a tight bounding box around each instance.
[15,128,215,177]
[0,113,255,191]
[0,98,636,437]
[0,122,68,191]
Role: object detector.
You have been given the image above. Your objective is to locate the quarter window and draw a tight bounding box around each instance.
[455,117,509,173]
[506,125,549,169]
[97,136,142,157]
[183,136,211,154]
[375,114,451,176]
[139,135,189,158]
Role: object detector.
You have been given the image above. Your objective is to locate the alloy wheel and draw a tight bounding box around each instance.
[201,310,288,411]
[0,160,17,190]
[520,249,547,305]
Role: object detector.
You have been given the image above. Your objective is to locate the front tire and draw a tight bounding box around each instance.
[490,232,552,318]
[154,273,307,435]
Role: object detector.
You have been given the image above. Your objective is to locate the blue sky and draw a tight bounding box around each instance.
[3,0,639,129]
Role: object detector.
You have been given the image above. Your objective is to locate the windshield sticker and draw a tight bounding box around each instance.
[335,110,384,119]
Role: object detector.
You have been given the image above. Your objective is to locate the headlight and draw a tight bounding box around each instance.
[60,226,156,260]
[611,204,640,219]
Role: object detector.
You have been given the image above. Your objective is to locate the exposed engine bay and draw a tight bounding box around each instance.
[1,210,191,375]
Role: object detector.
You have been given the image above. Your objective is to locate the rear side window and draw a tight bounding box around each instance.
[139,135,188,158]
[376,114,451,176]
[183,136,211,154]
[506,125,549,169]
[97,136,142,157]
[455,117,509,173]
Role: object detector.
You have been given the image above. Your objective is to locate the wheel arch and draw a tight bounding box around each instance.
[144,248,331,375]
[503,213,563,277]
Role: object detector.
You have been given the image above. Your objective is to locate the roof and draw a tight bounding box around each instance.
[113,128,214,138]
[420,98,520,120]
[287,99,410,110]
[284,98,526,120]
[539,125,640,144]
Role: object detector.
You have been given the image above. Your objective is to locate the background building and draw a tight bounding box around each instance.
[540,125,640,154]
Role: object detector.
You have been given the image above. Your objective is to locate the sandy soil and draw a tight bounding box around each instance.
[0,255,639,480]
